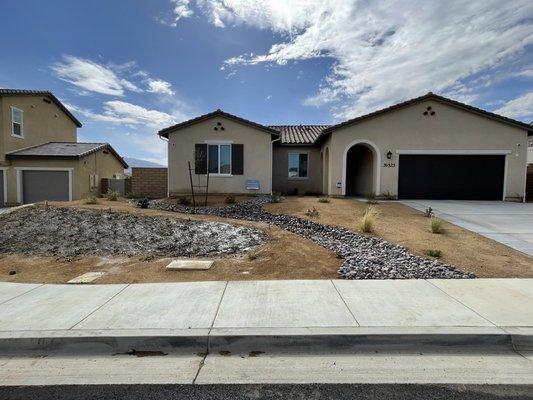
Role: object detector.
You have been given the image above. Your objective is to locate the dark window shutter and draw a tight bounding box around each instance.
[195,144,207,174]
[231,144,244,175]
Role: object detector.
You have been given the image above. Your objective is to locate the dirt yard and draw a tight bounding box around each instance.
[0,200,340,283]
[265,197,533,278]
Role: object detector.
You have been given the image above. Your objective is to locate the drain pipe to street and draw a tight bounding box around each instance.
[270,136,281,196]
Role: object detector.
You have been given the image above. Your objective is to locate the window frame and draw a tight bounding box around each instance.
[287,151,309,179]
[207,143,232,176]
[11,107,24,138]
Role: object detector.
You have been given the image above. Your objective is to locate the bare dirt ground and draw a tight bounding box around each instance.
[0,199,340,284]
[265,196,533,278]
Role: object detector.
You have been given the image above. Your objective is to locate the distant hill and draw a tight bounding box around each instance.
[124,157,166,174]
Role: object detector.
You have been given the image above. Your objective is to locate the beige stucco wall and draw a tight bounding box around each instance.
[272,145,322,194]
[325,100,528,199]
[0,95,78,165]
[167,116,273,195]
[3,149,125,204]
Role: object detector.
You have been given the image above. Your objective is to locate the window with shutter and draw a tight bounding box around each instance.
[231,144,244,175]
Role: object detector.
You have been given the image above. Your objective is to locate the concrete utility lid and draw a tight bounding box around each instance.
[67,272,106,284]
[165,259,214,271]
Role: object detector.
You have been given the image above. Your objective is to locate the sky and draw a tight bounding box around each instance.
[0,0,532,165]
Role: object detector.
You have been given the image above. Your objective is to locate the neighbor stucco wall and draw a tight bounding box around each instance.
[3,149,125,204]
[0,95,77,165]
[326,100,528,199]
[167,115,273,195]
[272,145,322,194]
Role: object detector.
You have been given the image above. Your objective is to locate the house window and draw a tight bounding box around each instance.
[11,107,23,137]
[288,152,308,178]
[208,144,231,174]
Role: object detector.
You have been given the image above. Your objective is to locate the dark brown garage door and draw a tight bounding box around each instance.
[22,170,70,204]
[398,154,505,200]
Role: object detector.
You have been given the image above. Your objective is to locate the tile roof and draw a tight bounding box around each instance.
[324,92,533,133]
[158,109,280,138]
[268,125,331,144]
[6,142,128,168]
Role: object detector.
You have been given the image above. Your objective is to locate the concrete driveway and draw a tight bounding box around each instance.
[401,200,533,256]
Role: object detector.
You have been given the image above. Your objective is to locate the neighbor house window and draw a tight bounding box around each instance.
[288,152,308,178]
[208,144,231,174]
[11,107,23,137]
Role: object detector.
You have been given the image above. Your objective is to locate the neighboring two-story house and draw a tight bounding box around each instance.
[0,89,128,206]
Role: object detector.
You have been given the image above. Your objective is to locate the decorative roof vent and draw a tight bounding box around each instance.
[423,106,436,116]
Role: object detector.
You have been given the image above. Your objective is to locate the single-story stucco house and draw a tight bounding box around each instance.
[158,93,531,201]
[0,89,128,205]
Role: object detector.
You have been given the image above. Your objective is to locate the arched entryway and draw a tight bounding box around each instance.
[342,140,380,196]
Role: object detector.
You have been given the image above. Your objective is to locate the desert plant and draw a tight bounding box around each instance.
[83,195,98,205]
[427,249,442,258]
[424,207,434,218]
[106,189,119,201]
[366,192,378,204]
[270,192,283,203]
[430,217,443,234]
[137,198,150,209]
[359,206,378,233]
[318,196,330,203]
[305,207,320,217]
[225,195,236,204]
[382,190,395,200]
[177,196,190,205]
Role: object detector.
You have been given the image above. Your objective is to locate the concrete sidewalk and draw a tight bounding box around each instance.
[1,279,533,385]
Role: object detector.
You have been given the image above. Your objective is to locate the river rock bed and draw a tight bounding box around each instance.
[149,197,474,280]
[0,205,267,258]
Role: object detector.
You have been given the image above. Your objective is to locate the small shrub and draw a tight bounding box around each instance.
[177,196,190,205]
[270,192,283,203]
[359,206,378,233]
[424,207,434,218]
[137,198,149,209]
[382,191,395,200]
[427,249,442,258]
[84,195,98,205]
[318,196,330,203]
[430,217,443,234]
[305,207,320,217]
[225,195,236,204]
[366,192,378,204]
[106,189,119,201]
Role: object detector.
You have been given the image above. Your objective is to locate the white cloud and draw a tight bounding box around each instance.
[52,56,141,96]
[160,0,194,26]
[146,78,175,95]
[184,0,533,119]
[68,101,182,129]
[494,92,533,120]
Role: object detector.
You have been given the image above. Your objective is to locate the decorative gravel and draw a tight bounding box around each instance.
[149,197,475,280]
[0,205,267,258]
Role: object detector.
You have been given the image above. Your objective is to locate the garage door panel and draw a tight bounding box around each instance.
[22,170,70,204]
[398,155,505,200]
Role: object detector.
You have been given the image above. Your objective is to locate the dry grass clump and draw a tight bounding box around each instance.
[430,217,444,234]
[359,206,378,233]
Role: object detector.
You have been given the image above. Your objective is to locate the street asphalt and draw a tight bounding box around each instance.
[0,384,532,400]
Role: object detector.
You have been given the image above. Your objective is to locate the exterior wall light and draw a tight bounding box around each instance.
[387,151,393,159]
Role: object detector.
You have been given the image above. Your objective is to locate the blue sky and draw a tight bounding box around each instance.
[0,0,532,164]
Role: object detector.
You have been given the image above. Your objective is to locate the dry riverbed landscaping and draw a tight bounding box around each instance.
[0,195,531,284]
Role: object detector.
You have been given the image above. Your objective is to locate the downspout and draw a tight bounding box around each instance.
[159,134,169,198]
[270,136,281,195]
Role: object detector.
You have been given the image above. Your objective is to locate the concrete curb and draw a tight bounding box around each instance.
[1,329,530,355]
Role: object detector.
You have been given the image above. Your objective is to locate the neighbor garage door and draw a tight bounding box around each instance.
[0,170,4,207]
[22,170,70,203]
[398,154,505,200]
